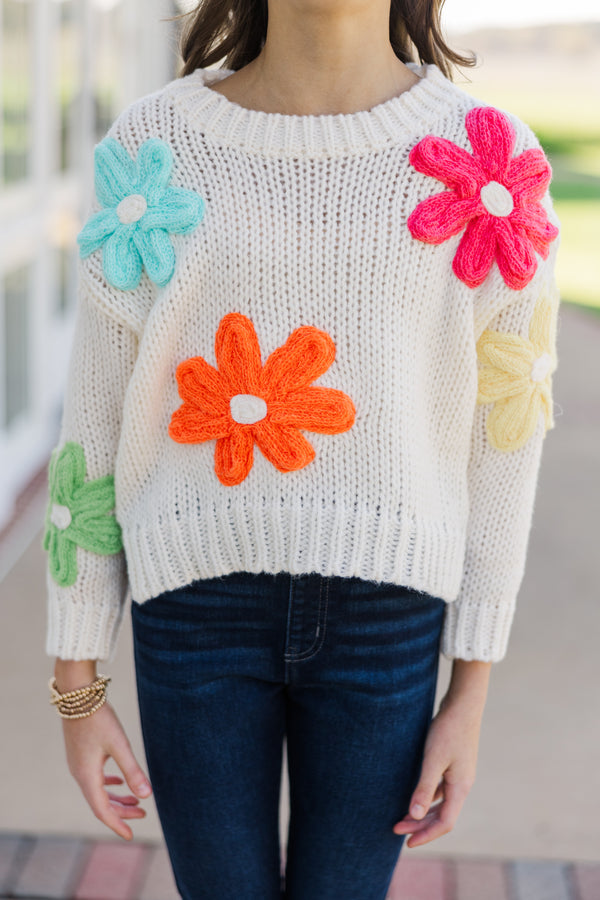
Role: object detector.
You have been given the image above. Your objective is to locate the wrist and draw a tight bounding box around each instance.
[53,658,98,693]
[445,659,492,708]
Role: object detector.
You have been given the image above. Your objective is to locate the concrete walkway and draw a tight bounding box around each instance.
[1,832,598,900]
[0,300,598,878]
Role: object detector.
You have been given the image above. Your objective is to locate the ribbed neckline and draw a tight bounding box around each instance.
[170,62,464,157]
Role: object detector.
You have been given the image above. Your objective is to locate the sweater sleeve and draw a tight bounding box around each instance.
[441,229,561,663]
[42,258,139,663]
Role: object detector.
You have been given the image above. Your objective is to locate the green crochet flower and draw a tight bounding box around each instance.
[43,441,123,587]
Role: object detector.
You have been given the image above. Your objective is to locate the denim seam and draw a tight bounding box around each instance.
[284,576,329,662]
[284,573,315,661]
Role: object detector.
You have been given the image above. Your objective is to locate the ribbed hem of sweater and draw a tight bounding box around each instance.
[122,498,466,608]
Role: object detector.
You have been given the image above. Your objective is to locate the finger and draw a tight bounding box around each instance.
[407,781,469,848]
[106,791,140,806]
[407,814,448,847]
[88,792,134,840]
[394,786,443,829]
[393,803,441,834]
[104,774,123,783]
[108,799,147,819]
[93,787,135,840]
[409,765,446,820]
[78,769,135,841]
[108,735,152,799]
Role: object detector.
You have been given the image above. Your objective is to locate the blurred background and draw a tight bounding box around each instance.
[0,0,598,892]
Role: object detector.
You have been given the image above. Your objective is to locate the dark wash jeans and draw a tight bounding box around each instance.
[130,570,446,900]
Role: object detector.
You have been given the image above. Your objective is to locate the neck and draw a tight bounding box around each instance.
[219,1,420,117]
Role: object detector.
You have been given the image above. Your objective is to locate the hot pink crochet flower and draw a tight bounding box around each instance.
[407,106,559,290]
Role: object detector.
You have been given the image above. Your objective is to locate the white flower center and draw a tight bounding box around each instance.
[229,393,268,425]
[50,503,72,530]
[530,352,553,383]
[116,193,147,225]
[480,181,514,218]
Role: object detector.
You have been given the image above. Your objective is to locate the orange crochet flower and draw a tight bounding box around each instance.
[168,313,356,486]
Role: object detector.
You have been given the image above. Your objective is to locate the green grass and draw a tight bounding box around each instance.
[546,140,600,310]
[540,133,600,310]
[455,82,600,139]
[553,201,600,309]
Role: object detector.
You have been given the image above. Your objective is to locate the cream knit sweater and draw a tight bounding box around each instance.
[43,61,561,664]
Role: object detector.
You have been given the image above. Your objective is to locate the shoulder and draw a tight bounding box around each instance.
[99,71,195,151]
[419,65,546,157]
[96,69,207,161]
[76,73,207,328]
[88,71,205,216]
[406,66,560,304]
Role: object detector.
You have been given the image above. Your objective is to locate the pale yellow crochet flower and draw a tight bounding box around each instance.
[476,287,559,452]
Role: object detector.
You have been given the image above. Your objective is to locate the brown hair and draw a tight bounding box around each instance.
[167,1,475,81]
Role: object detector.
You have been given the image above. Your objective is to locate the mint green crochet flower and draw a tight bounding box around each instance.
[43,441,123,588]
[77,136,205,291]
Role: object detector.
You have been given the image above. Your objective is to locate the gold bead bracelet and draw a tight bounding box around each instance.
[48,674,111,719]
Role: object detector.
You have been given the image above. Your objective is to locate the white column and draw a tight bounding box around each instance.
[122,0,179,101]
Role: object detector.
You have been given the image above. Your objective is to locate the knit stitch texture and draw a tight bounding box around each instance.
[43,61,561,663]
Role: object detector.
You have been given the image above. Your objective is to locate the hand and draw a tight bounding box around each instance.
[61,700,153,841]
[392,692,484,848]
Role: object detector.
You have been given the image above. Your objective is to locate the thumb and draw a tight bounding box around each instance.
[110,736,152,799]
[409,762,443,820]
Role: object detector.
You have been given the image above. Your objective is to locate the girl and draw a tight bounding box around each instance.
[44,1,561,898]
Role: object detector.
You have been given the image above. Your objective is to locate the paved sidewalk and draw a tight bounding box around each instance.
[1,831,599,900]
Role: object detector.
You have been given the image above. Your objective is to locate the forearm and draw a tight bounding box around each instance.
[43,276,138,665]
[53,658,98,692]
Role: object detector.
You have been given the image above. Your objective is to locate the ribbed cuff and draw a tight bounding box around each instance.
[441,596,517,662]
[45,561,128,663]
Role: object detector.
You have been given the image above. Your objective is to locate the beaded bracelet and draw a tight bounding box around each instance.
[48,674,111,719]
